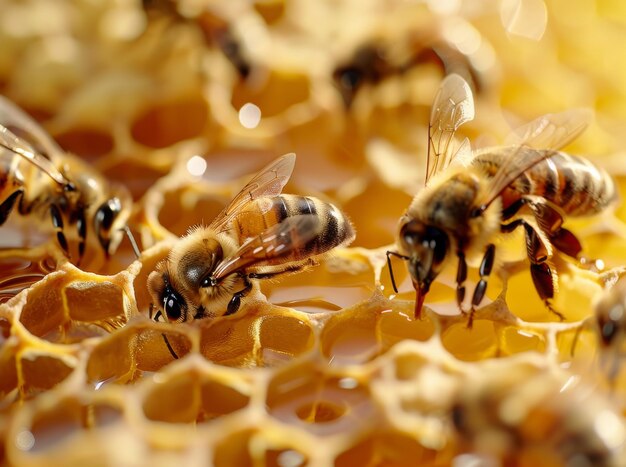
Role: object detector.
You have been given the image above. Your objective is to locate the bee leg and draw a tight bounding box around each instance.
[225,275,253,316]
[466,244,496,328]
[455,250,468,313]
[525,224,565,321]
[0,189,24,225]
[76,209,87,265]
[50,204,70,257]
[529,201,583,259]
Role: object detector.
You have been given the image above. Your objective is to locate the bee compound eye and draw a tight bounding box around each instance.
[163,290,186,323]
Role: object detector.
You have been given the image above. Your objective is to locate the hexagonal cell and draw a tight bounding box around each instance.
[334,431,448,467]
[142,372,250,423]
[266,362,375,436]
[499,326,546,356]
[87,328,137,384]
[135,326,193,371]
[198,315,259,367]
[131,96,209,148]
[19,354,74,395]
[320,306,381,366]
[441,321,498,362]
[53,127,114,161]
[213,429,310,467]
[157,186,226,237]
[7,397,124,463]
[257,313,315,366]
[64,280,126,324]
[18,274,67,340]
[377,308,435,349]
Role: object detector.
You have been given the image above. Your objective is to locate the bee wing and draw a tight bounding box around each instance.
[476,108,593,213]
[504,108,593,150]
[211,214,321,281]
[209,153,296,234]
[0,96,70,186]
[426,73,475,185]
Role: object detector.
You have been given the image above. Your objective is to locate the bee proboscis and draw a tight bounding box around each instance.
[147,153,355,358]
[387,74,617,325]
[0,96,134,263]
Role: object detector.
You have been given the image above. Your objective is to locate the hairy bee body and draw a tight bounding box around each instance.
[0,97,132,261]
[232,194,350,261]
[473,148,617,217]
[148,154,355,331]
[452,369,626,466]
[389,74,616,323]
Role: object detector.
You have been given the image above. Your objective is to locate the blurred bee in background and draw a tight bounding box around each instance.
[142,0,252,79]
[332,24,487,109]
[0,96,134,264]
[387,74,617,325]
[452,368,626,466]
[574,277,626,383]
[147,153,355,356]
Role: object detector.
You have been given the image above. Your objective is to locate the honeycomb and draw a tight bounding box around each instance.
[2,0,626,465]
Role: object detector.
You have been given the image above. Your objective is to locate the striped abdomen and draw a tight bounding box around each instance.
[231,194,355,260]
[473,149,617,216]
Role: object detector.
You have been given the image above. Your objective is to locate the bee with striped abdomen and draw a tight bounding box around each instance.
[0,96,133,263]
[452,367,626,466]
[387,74,617,325]
[147,153,355,329]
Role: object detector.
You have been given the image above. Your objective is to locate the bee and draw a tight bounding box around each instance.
[332,23,487,108]
[387,74,617,325]
[574,277,626,383]
[0,96,134,263]
[451,368,626,466]
[146,153,355,353]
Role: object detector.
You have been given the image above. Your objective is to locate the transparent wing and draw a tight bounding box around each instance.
[426,73,475,185]
[209,153,296,233]
[0,96,69,187]
[504,108,593,150]
[476,108,593,213]
[211,214,321,281]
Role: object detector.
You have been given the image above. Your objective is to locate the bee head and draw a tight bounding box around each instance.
[399,218,450,316]
[94,187,132,256]
[147,234,228,323]
[147,269,190,323]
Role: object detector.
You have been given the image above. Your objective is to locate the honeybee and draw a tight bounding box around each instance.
[332,22,487,108]
[387,74,617,325]
[0,96,133,263]
[452,368,626,466]
[581,278,626,382]
[146,153,355,339]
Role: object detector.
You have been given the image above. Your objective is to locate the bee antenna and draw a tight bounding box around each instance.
[122,225,141,259]
[386,250,410,294]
